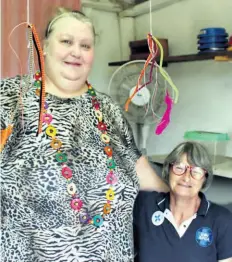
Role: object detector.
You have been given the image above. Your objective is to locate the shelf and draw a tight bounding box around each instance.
[108,50,232,67]
[149,155,232,179]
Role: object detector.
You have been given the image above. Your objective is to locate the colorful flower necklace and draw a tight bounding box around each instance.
[34,71,118,227]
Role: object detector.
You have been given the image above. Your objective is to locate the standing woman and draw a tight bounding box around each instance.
[0,8,168,262]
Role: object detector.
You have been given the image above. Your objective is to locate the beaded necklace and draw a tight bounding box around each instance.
[34,71,118,227]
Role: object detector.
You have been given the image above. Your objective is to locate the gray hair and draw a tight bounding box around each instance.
[162,141,213,191]
[45,7,96,39]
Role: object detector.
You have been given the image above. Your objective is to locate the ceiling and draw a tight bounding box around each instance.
[110,0,148,9]
[81,0,183,14]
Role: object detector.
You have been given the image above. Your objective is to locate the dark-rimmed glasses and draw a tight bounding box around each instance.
[171,162,207,180]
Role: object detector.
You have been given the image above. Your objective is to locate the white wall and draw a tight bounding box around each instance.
[134,0,232,206]
[82,7,122,93]
[134,0,232,157]
[82,1,232,206]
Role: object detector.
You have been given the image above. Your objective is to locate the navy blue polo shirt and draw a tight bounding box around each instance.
[133,191,232,262]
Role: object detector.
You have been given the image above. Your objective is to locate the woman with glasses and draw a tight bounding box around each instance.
[133,141,232,262]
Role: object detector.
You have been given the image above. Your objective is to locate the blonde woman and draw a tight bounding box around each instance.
[1,8,168,262]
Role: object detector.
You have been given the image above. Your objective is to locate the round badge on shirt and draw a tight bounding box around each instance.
[195,227,213,247]
[151,211,164,226]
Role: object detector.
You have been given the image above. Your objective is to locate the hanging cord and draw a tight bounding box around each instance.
[24,27,34,91]
[124,35,153,111]
[149,0,153,35]
[29,24,46,135]
[28,27,35,82]
[125,34,179,112]
[27,0,30,25]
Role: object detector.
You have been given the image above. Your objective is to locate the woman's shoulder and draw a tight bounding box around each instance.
[133,191,164,222]
[1,75,21,89]
[209,201,232,222]
[95,90,125,121]
[135,191,163,206]
[1,74,31,93]
[95,90,119,108]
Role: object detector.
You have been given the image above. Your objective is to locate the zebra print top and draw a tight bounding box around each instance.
[1,75,141,262]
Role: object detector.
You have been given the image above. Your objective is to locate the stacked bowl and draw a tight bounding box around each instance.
[197,27,228,53]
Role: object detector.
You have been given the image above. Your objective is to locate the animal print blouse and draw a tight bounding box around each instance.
[0,75,141,262]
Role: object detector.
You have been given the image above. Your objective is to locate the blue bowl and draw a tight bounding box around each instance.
[198,33,228,38]
[199,27,226,35]
[198,48,226,54]
[198,36,228,44]
[198,43,228,50]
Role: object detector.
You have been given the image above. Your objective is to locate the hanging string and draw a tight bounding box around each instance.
[149,0,152,35]
[28,28,34,80]
[125,34,179,112]
[27,0,30,25]
[26,0,34,80]
[29,24,46,135]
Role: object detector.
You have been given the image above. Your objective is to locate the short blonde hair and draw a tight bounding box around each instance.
[45,7,95,38]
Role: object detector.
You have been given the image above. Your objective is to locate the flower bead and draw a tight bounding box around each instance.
[34,71,42,80]
[34,80,41,87]
[61,166,73,179]
[106,171,117,185]
[51,138,62,150]
[103,203,111,215]
[107,158,116,169]
[101,134,110,144]
[93,215,103,227]
[46,125,57,137]
[79,213,90,224]
[35,88,40,96]
[70,198,83,211]
[92,99,100,110]
[43,113,53,125]
[88,88,96,96]
[44,101,49,109]
[95,110,102,122]
[97,122,107,132]
[55,152,67,163]
[106,188,115,201]
[67,182,77,195]
[104,146,113,157]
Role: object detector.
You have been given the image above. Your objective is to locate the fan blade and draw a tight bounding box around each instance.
[121,83,131,92]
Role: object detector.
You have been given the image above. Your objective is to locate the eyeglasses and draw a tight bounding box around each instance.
[171,162,207,180]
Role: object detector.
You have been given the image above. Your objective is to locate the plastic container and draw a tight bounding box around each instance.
[184,131,230,164]
[197,27,229,54]
[198,27,227,37]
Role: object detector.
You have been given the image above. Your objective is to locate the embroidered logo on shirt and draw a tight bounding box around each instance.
[195,227,213,247]
[151,211,164,226]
